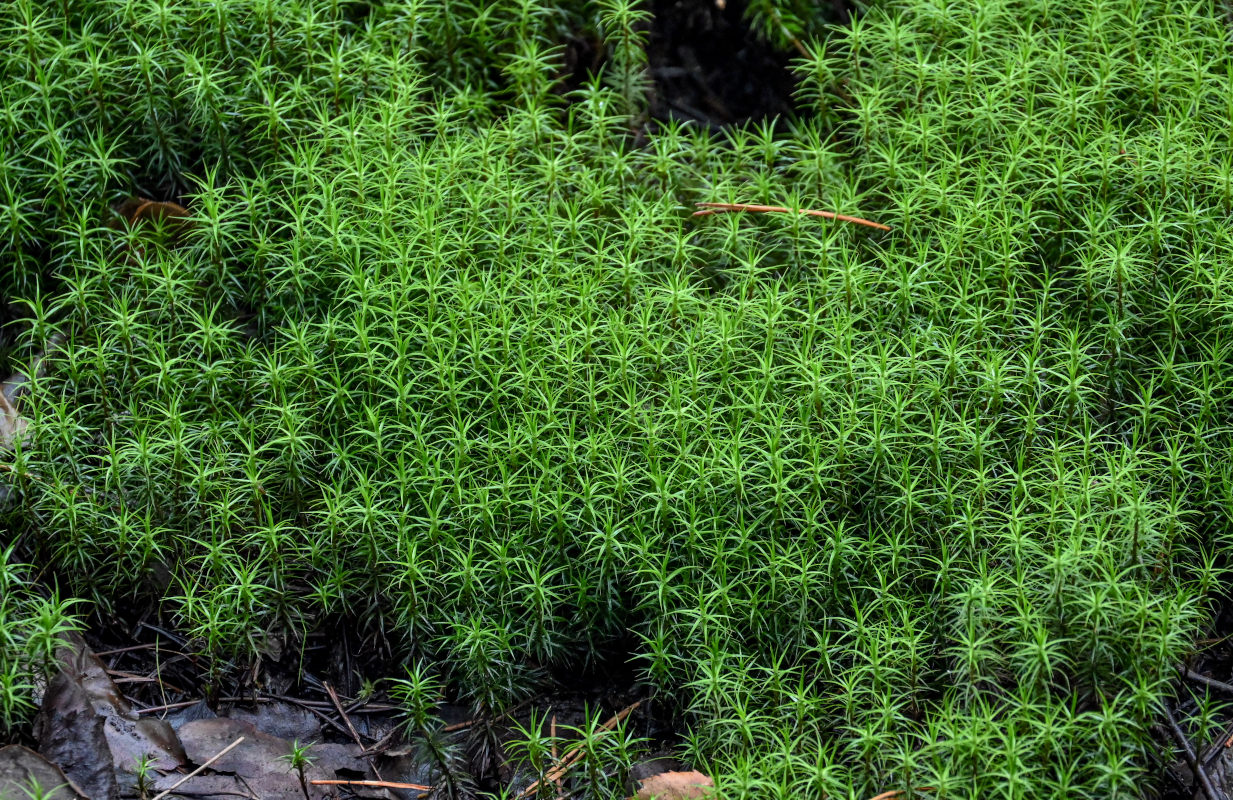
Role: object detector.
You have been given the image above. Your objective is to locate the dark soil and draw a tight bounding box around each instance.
[645,0,803,128]
[562,0,848,131]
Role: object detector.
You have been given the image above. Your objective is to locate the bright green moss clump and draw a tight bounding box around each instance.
[4,0,1233,797]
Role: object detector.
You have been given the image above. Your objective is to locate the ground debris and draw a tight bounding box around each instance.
[631,770,714,800]
[112,197,192,233]
[35,634,184,800]
[169,718,395,800]
[0,745,89,800]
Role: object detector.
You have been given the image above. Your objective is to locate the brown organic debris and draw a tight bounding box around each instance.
[171,718,389,800]
[0,332,66,452]
[631,770,714,800]
[0,392,26,452]
[149,737,244,800]
[35,634,185,800]
[519,700,642,798]
[0,745,89,800]
[692,201,891,231]
[311,779,433,791]
[866,789,934,800]
[114,197,193,230]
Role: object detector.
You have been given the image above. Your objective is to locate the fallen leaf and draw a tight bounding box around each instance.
[35,634,185,800]
[1,332,67,453]
[0,745,88,800]
[632,770,714,800]
[0,392,26,451]
[114,197,191,228]
[175,718,381,800]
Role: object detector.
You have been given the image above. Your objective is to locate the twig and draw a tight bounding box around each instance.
[227,692,396,714]
[251,692,354,739]
[96,643,161,657]
[519,701,642,798]
[344,697,401,714]
[326,681,382,780]
[1164,701,1219,800]
[1181,667,1233,697]
[693,202,891,232]
[552,769,620,800]
[135,699,205,715]
[865,789,933,800]
[151,736,245,800]
[311,780,433,791]
[441,697,534,734]
[106,668,188,694]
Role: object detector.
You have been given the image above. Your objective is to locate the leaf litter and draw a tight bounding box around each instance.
[30,636,431,800]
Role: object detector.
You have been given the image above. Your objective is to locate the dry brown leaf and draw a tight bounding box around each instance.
[35,634,185,800]
[632,770,714,800]
[0,331,65,452]
[0,392,26,451]
[173,718,384,800]
[0,745,89,800]
[114,197,190,225]
[111,197,194,241]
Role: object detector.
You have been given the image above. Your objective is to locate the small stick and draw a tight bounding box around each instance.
[1164,702,1219,800]
[519,701,642,798]
[311,780,433,791]
[326,682,382,780]
[136,699,205,715]
[96,643,161,657]
[865,789,934,800]
[246,692,352,738]
[552,769,620,800]
[344,697,401,714]
[442,697,534,734]
[1181,667,1233,697]
[105,668,189,694]
[150,736,245,800]
[693,202,891,232]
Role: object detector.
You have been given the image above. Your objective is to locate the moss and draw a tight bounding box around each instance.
[3,0,1232,796]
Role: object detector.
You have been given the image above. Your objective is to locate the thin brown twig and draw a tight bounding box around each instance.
[151,736,245,800]
[1181,666,1233,697]
[865,788,934,800]
[96,643,161,657]
[553,769,620,800]
[692,202,891,232]
[259,692,354,739]
[106,668,189,694]
[135,699,204,715]
[1164,701,1220,800]
[519,701,642,798]
[326,682,382,781]
[441,697,534,735]
[311,780,433,791]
